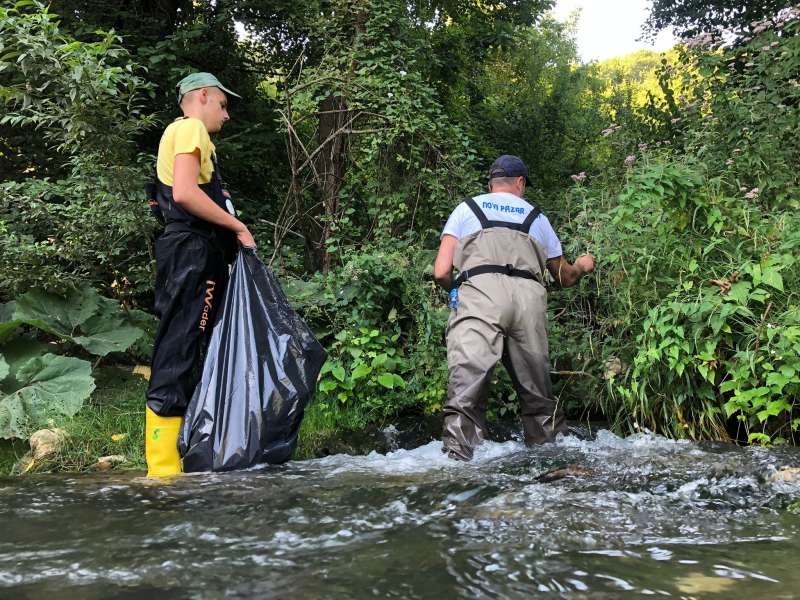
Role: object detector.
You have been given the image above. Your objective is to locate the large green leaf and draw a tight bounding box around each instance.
[0,355,8,382]
[351,363,372,380]
[0,301,23,343]
[13,288,100,337]
[331,365,346,382]
[377,373,395,389]
[123,307,158,361]
[0,353,95,439]
[73,313,144,357]
[0,337,51,389]
[0,393,27,442]
[0,288,145,357]
[761,269,784,292]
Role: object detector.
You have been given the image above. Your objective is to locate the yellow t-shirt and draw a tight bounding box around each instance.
[156,117,216,185]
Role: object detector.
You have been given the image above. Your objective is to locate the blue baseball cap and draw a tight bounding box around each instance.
[489,155,532,186]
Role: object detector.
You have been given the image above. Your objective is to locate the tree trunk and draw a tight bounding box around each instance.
[298,94,349,274]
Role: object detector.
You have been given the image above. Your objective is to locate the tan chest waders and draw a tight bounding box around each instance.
[442,197,566,461]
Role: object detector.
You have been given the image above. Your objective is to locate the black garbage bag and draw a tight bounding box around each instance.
[178,248,327,472]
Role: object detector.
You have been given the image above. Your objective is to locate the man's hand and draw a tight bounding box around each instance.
[546,253,595,288]
[234,222,256,248]
[575,254,595,275]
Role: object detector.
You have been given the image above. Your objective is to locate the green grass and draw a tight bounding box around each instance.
[52,366,148,472]
[295,400,371,459]
[1,366,148,475]
[0,438,29,476]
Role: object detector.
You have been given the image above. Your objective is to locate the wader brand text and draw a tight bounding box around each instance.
[199,280,216,331]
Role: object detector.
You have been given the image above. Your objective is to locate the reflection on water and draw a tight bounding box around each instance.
[1,431,799,598]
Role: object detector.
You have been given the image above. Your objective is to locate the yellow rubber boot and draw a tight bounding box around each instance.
[145,407,183,477]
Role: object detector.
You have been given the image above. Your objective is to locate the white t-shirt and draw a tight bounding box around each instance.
[441,192,563,259]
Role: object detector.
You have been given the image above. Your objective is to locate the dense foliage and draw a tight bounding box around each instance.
[643,0,795,39]
[558,6,800,444]
[1,0,799,460]
[0,2,157,299]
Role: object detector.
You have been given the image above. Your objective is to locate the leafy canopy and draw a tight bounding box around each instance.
[644,0,796,38]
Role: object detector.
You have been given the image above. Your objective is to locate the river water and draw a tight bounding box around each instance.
[1,430,799,599]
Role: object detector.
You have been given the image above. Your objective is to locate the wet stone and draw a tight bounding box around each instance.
[536,464,594,483]
[769,466,800,483]
[29,428,66,461]
[95,455,127,471]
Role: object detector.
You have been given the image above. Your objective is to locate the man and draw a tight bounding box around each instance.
[433,155,595,461]
[145,73,255,477]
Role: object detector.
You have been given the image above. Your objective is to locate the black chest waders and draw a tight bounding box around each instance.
[441,197,567,461]
[146,153,238,419]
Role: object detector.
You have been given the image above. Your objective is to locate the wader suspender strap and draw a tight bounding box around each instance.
[156,151,227,238]
[210,153,224,188]
[453,197,543,288]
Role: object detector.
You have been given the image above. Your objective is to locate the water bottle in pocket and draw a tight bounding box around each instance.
[448,288,459,310]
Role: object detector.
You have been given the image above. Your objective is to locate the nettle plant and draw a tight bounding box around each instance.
[570,140,800,445]
[284,247,414,419]
[605,159,800,444]
[317,323,407,414]
[624,253,798,442]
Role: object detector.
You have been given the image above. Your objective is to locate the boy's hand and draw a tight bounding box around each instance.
[234,222,256,248]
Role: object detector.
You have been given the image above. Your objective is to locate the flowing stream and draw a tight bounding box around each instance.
[1,430,799,599]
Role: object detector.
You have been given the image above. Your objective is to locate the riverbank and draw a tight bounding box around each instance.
[0,363,572,475]
[0,365,448,475]
[3,1,799,476]
[0,367,147,475]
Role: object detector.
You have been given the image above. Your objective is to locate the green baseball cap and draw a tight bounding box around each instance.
[176,72,241,104]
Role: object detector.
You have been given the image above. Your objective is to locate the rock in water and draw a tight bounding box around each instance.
[536,465,593,483]
[769,466,800,483]
[29,428,67,460]
[95,455,126,471]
